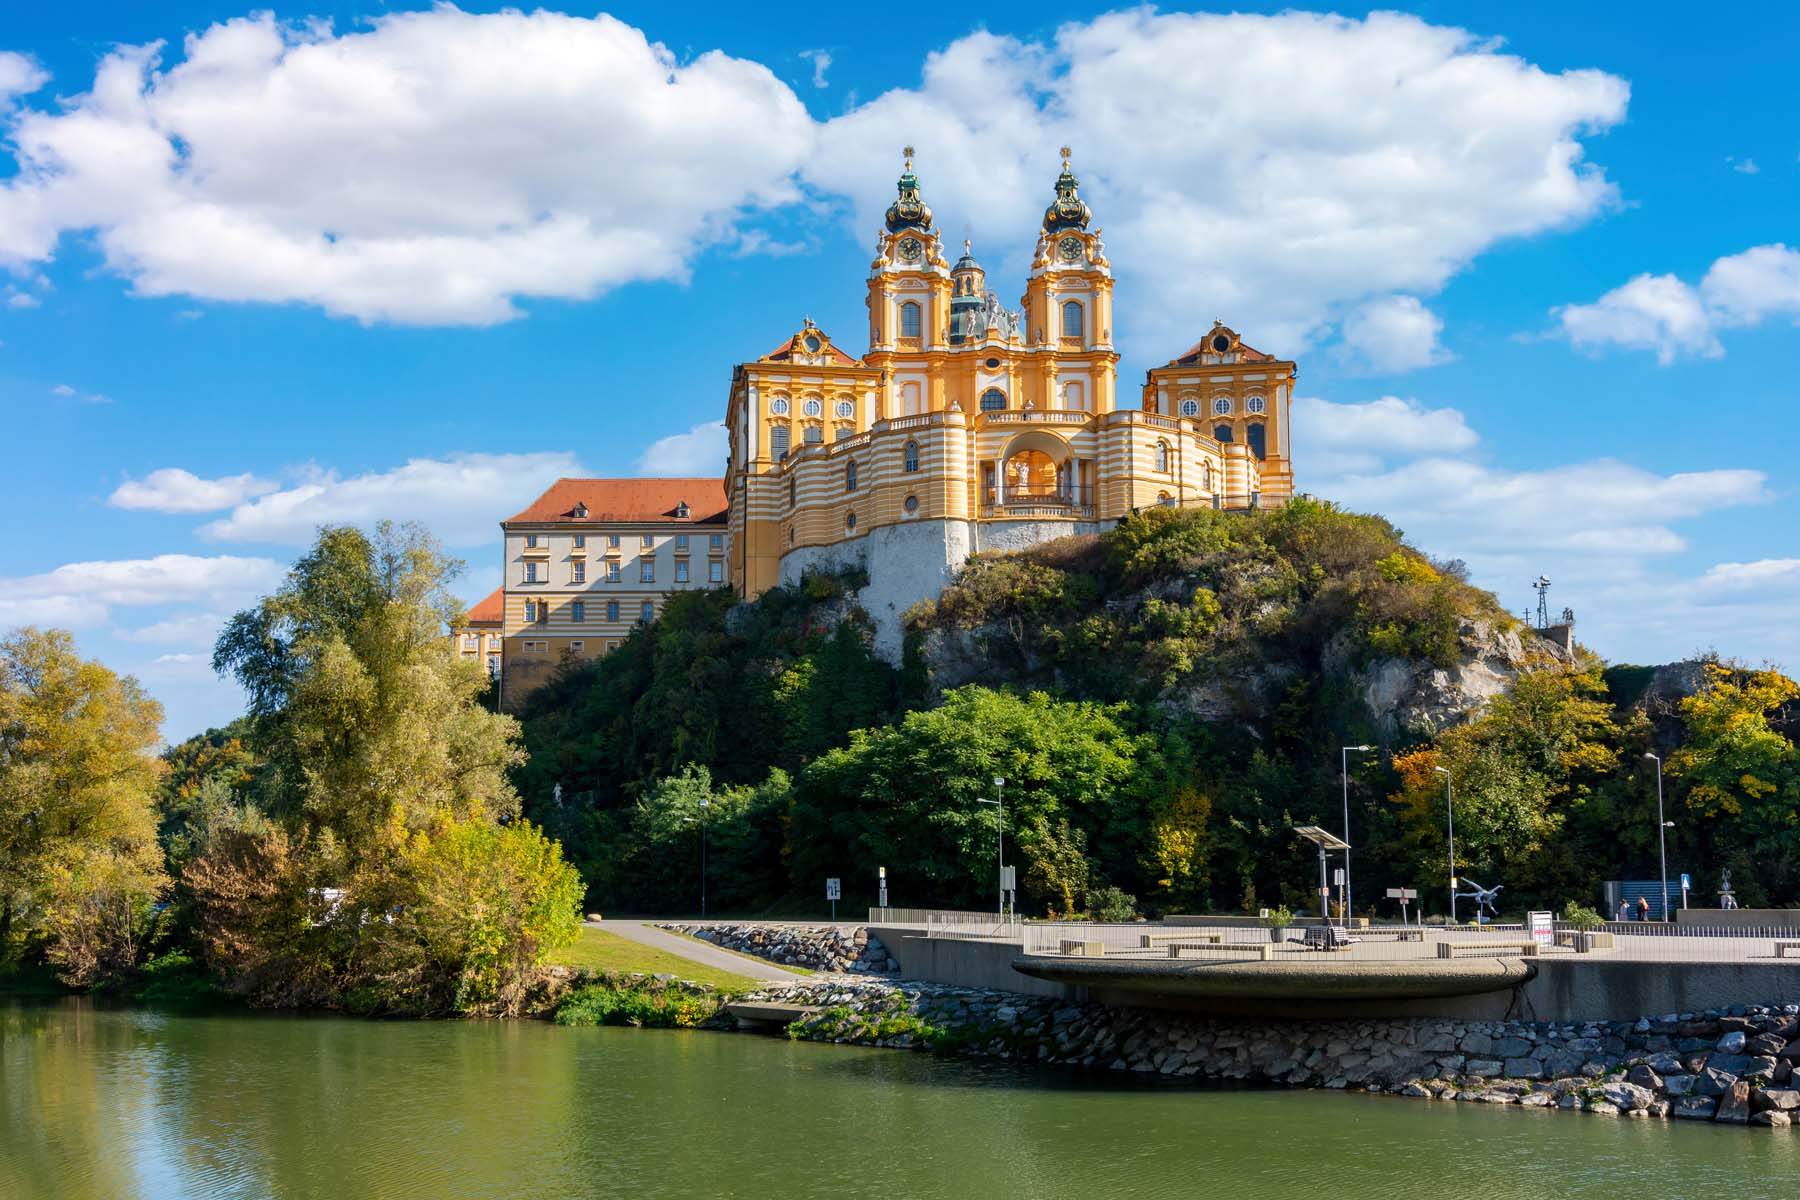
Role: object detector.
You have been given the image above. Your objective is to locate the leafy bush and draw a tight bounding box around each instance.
[1261,904,1294,929]
[554,977,720,1028]
[1087,886,1138,922]
[1562,902,1604,931]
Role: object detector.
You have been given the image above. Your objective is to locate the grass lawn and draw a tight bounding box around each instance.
[549,927,759,992]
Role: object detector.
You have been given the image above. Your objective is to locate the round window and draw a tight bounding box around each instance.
[804,334,822,353]
[804,398,823,417]
[1213,397,1233,416]
[770,397,789,415]
[904,494,919,515]
[1246,395,1266,415]
[835,399,854,418]
[985,357,1001,369]
[1179,398,1200,418]
[845,511,857,531]
[1212,333,1231,353]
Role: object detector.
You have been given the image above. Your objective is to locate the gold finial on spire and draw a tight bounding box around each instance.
[903,145,915,170]
[963,238,972,253]
[1059,145,1072,169]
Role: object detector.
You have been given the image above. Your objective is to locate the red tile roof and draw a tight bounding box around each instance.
[464,587,504,626]
[503,478,728,526]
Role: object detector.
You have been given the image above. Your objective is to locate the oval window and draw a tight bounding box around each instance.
[1246,395,1266,415]
[804,398,823,417]
[904,494,919,515]
[1213,397,1233,416]
[1179,398,1200,418]
[770,397,790,415]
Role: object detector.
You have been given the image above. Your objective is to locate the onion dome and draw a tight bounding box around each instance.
[884,146,935,234]
[1041,146,1092,234]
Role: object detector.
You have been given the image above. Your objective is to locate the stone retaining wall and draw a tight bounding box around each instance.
[661,924,898,974]
[747,977,1800,1129]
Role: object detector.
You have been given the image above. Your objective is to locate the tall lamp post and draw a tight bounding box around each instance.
[1434,766,1455,924]
[977,776,1006,918]
[1341,745,1373,926]
[1645,752,1672,922]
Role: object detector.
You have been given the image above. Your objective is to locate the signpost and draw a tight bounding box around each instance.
[1528,911,1554,950]
[877,866,888,910]
[1000,865,1016,921]
[1680,873,1691,910]
[1385,887,1418,925]
[826,877,841,922]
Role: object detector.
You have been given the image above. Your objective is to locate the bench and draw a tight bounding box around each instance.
[1354,928,1425,942]
[1139,931,1223,947]
[1059,939,1106,957]
[1302,925,1360,951]
[1776,941,1800,958]
[1436,940,1539,958]
[1168,942,1273,961]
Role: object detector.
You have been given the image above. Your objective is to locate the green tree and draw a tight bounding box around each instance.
[0,629,167,980]
[790,687,1147,912]
[214,522,522,854]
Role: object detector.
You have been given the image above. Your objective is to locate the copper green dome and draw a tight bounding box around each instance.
[1041,148,1091,234]
[885,149,934,234]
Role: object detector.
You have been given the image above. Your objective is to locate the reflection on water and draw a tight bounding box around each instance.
[5,998,1799,1199]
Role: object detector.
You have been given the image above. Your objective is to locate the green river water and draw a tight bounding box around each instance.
[3,999,1794,1199]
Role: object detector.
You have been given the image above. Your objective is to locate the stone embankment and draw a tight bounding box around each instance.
[744,977,1800,1129]
[659,924,898,974]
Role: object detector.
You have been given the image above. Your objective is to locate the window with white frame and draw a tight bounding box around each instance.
[979,388,1006,412]
[709,534,723,551]
[899,301,922,339]
[803,398,823,418]
[523,600,539,623]
[639,601,654,623]
[1213,396,1233,416]
[640,560,654,583]
[640,534,654,549]
[605,561,620,583]
[770,396,790,415]
[835,399,854,418]
[1179,398,1200,418]
[675,561,689,583]
[1061,301,1083,338]
[570,600,585,622]
[1154,440,1169,472]
[770,424,790,459]
[904,439,920,472]
[524,562,539,584]
[606,601,619,622]
[1246,395,1266,415]
[571,562,585,584]
[709,561,723,584]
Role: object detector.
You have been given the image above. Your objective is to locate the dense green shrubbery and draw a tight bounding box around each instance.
[553,975,723,1028]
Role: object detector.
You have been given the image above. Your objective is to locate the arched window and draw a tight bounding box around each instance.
[901,381,921,416]
[904,440,920,472]
[1063,381,1085,411]
[846,460,858,492]
[900,302,922,339]
[1179,398,1200,418]
[1154,440,1169,472]
[769,425,790,460]
[1247,422,1266,460]
[1202,462,1213,490]
[979,388,1006,412]
[1214,424,1233,443]
[1061,301,1083,338]
[789,478,796,507]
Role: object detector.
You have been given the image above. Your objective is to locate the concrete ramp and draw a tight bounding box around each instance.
[1012,953,1536,1003]
[724,1001,818,1031]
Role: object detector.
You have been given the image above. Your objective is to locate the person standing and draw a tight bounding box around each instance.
[1637,895,1651,922]
[1617,899,1630,922]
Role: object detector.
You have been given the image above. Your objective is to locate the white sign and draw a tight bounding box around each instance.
[825,878,841,901]
[1528,911,1554,948]
[1000,865,1016,891]
[1386,888,1418,900]
[1333,868,1345,886]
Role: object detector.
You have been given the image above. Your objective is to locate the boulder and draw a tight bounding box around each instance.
[1600,1082,1655,1112]
[1697,1066,1740,1097]
[1751,1110,1793,1127]
[1504,1058,1544,1079]
[1754,1088,1800,1112]
[1625,1064,1663,1091]
[1716,1030,1748,1054]
[1672,1096,1718,1120]
[1715,1081,1753,1124]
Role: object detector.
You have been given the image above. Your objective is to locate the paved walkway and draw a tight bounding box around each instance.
[594,920,805,983]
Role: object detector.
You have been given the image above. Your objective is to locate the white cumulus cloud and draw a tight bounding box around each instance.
[0,7,1626,354]
[636,422,728,476]
[110,466,277,513]
[1291,394,1477,475]
[0,9,814,325]
[200,451,584,545]
[1552,243,1800,363]
[1336,295,1452,373]
[0,51,47,104]
[0,554,283,630]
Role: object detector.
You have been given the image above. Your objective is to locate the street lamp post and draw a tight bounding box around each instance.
[1341,745,1373,926]
[1645,752,1671,922]
[1434,766,1455,924]
[978,776,1006,918]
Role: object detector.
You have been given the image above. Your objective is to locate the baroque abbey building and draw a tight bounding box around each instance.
[474,151,1301,704]
[724,151,1296,655]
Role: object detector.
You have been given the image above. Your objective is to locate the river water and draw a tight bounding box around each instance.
[4,999,1794,1199]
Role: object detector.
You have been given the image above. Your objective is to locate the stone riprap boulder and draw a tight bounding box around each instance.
[660,923,898,974]
[731,981,1800,1131]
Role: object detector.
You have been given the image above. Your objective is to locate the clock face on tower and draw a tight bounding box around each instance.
[896,237,923,263]
[1057,236,1084,263]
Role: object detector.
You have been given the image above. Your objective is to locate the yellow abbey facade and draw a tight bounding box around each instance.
[725,151,1295,654]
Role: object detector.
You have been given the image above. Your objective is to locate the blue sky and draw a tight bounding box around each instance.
[3,2,1797,740]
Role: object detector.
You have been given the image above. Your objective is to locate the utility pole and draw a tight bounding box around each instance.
[1435,766,1455,924]
[1645,752,1672,922]
[978,777,1006,918]
[1341,745,1372,925]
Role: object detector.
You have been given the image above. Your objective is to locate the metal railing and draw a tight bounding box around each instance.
[1017,919,1800,964]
